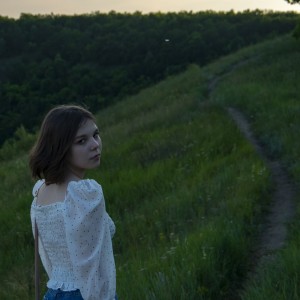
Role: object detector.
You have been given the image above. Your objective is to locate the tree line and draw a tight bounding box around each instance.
[0,10,299,145]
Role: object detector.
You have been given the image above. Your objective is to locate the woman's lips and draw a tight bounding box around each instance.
[90,153,100,160]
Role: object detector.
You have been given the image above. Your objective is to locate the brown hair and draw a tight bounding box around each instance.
[29,105,95,184]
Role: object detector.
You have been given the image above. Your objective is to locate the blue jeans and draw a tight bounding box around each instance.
[43,289,83,300]
[43,288,118,300]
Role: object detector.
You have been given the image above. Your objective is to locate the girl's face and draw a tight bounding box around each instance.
[68,119,102,179]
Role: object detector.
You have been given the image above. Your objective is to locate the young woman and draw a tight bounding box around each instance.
[29,105,117,300]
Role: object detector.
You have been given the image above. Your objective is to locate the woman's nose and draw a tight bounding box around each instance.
[90,137,100,150]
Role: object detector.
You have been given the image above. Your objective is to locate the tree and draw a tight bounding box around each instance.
[0,10,299,145]
[285,0,300,39]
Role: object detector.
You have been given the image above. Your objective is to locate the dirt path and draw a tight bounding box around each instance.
[227,107,296,266]
[206,59,297,277]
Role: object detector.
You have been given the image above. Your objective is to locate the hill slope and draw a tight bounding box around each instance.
[0,34,299,299]
[0,10,299,145]
[210,35,300,299]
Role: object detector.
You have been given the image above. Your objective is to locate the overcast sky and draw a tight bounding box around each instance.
[1,0,299,18]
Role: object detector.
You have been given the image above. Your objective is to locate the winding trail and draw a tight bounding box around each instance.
[205,59,297,280]
[227,107,296,266]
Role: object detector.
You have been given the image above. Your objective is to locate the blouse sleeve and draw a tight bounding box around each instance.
[64,179,116,300]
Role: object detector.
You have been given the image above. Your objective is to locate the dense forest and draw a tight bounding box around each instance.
[0,10,299,145]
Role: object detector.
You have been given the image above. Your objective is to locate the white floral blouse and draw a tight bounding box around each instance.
[30,179,116,300]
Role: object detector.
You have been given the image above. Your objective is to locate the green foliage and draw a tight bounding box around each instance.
[285,0,300,4]
[241,224,300,300]
[89,65,271,299]
[0,60,272,299]
[0,10,299,144]
[211,35,300,299]
[212,36,300,168]
[293,22,300,38]
[1,33,300,299]
[0,126,36,161]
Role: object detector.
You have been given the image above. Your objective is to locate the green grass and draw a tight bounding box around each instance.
[210,34,300,299]
[1,33,300,299]
[89,67,271,299]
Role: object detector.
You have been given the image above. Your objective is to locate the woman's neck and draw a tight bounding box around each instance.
[66,168,85,182]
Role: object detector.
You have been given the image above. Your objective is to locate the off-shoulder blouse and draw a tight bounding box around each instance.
[30,179,116,300]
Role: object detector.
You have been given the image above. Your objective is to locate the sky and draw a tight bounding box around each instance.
[0,0,299,19]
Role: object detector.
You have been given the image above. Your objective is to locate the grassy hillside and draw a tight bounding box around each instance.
[210,36,300,299]
[0,33,299,299]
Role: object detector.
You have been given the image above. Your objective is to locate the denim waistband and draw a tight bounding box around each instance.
[44,288,83,299]
[44,288,118,300]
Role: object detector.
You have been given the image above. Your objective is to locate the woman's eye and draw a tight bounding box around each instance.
[77,139,86,144]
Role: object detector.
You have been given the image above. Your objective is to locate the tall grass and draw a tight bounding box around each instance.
[89,67,271,299]
[211,34,300,299]
[2,34,298,299]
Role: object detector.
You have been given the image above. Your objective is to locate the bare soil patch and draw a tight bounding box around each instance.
[227,107,296,268]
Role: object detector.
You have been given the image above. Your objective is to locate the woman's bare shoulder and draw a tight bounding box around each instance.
[36,182,68,206]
